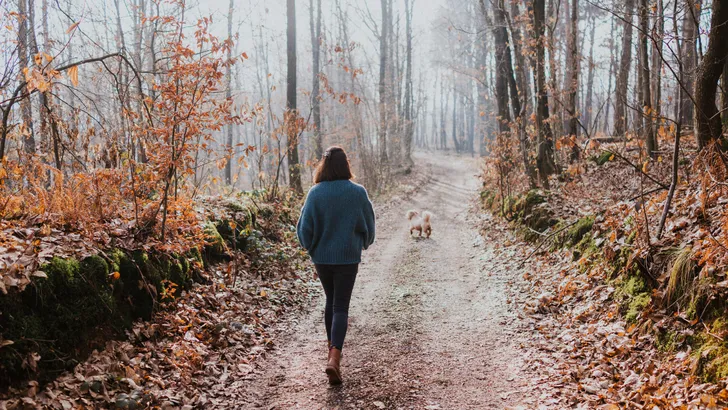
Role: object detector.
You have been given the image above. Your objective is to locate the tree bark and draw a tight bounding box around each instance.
[651,0,664,126]
[286,0,302,193]
[584,13,596,132]
[695,0,728,148]
[379,0,389,166]
[310,0,322,160]
[17,0,35,154]
[403,0,414,165]
[613,0,635,136]
[603,14,617,134]
[529,0,556,187]
[722,59,728,129]
[680,0,701,127]
[224,0,234,185]
[638,0,656,156]
[566,0,579,161]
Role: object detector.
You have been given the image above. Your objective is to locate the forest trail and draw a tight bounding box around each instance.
[238,153,532,409]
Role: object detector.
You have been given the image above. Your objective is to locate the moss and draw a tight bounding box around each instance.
[203,222,227,255]
[569,217,594,246]
[624,275,647,296]
[693,341,728,383]
[656,330,679,352]
[554,216,594,250]
[480,189,496,210]
[572,234,600,262]
[592,150,614,166]
[80,255,110,284]
[626,293,651,323]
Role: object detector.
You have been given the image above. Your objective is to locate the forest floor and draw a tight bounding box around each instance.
[235,153,547,409]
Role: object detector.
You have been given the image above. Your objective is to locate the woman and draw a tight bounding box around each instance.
[296,146,376,385]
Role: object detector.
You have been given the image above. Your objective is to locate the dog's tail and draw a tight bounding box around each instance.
[406,210,419,220]
[422,211,433,222]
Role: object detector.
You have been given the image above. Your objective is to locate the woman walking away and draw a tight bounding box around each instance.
[296,146,376,385]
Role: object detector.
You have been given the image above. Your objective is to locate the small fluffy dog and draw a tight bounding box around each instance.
[406,210,433,238]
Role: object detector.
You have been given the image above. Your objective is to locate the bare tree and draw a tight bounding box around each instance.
[565,0,579,161]
[638,0,656,156]
[287,0,302,193]
[17,0,35,154]
[695,0,728,148]
[613,0,635,136]
[528,0,557,187]
[680,0,701,128]
[379,0,389,167]
[310,0,323,160]
[403,0,414,166]
[224,0,234,185]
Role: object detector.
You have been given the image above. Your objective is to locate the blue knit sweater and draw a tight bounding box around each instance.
[296,180,376,265]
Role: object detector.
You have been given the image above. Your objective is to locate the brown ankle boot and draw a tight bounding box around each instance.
[326,348,342,385]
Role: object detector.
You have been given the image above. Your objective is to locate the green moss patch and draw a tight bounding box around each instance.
[0,248,200,388]
[592,150,614,166]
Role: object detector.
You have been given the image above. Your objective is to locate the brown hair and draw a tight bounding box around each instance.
[313,146,354,184]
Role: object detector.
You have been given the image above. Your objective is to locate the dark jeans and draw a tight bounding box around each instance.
[315,263,358,351]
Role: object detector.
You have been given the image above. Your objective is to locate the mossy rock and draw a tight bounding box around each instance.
[503,190,556,240]
[0,248,201,388]
[571,233,600,262]
[203,222,227,256]
[0,255,121,386]
[553,216,595,250]
[694,341,728,383]
[480,189,497,211]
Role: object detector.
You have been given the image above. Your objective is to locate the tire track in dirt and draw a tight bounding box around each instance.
[237,153,533,409]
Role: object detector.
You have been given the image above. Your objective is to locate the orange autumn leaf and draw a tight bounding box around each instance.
[66,21,80,34]
[68,65,79,87]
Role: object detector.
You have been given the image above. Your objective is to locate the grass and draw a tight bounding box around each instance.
[665,246,696,307]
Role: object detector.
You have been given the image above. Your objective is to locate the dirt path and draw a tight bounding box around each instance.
[238,153,534,409]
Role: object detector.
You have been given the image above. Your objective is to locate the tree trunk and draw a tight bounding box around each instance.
[695,0,728,148]
[547,0,562,140]
[403,0,414,165]
[566,0,579,161]
[584,13,596,132]
[681,0,701,128]
[481,0,512,132]
[509,0,530,117]
[440,75,448,149]
[722,60,728,130]
[224,0,234,185]
[651,0,664,127]
[529,0,556,187]
[639,0,656,156]
[310,0,323,160]
[452,84,459,152]
[613,0,635,136]
[603,14,617,134]
[286,0,302,193]
[17,0,35,155]
[379,0,389,166]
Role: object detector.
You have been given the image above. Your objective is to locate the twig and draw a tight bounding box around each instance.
[629,186,667,202]
[517,219,580,268]
[605,149,669,190]
[703,322,725,341]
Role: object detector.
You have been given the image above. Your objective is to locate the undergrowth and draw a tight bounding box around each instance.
[0,191,302,389]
